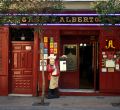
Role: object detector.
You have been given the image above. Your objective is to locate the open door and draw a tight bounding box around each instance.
[79,43,93,89]
[59,33,99,91]
[79,42,99,90]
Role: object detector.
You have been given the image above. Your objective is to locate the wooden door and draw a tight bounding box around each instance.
[59,33,99,89]
[9,41,33,94]
[59,36,80,89]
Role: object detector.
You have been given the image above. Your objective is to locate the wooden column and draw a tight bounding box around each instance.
[33,30,39,96]
[0,27,9,96]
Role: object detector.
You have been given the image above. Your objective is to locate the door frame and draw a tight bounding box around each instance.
[60,30,99,90]
[8,27,39,96]
[92,41,99,90]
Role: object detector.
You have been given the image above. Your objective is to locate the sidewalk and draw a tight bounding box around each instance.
[0,96,120,110]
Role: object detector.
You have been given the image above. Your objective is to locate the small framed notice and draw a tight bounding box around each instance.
[102,68,107,72]
[102,52,106,55]
[108,68,114,72]
[103,55,107,58]
[106,59,115,68]
[116,64,120,70]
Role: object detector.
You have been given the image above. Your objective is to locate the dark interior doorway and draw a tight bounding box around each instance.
[79,43,94,89]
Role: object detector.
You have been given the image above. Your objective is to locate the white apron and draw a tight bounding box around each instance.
[49,75,59,89]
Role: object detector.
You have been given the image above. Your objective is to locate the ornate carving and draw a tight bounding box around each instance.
[14,79,31,89]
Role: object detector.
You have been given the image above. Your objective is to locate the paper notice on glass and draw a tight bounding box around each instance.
[106,59,115,67]
[102,68,107,72]
[40,66,47,71]
[44,54,48,59]
[60,61,67,71]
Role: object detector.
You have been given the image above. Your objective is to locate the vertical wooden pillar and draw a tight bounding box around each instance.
[0,27,9,96]
[33,30,39,96]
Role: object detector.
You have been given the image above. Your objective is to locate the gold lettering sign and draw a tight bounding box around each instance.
[59,17,65,23]
[89,17,94,23]
[72,17,77,22]
[83,17,89,22]
[95,17,100,22]
[66,17,71,23]
[77,17,82,22]
[59,16,99,23]
[4,15,119,25]
[105,40,115,49]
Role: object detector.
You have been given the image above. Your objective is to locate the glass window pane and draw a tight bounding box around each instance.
[63,44,77,71]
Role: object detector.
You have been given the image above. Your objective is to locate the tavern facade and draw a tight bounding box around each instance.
[0,0,120,96]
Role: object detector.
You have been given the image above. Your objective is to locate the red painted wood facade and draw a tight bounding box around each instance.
[0,24,120,96]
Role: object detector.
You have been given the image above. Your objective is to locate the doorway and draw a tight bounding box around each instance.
[9,28,34,94]
[60,32,99,91]
[79,43,94,89]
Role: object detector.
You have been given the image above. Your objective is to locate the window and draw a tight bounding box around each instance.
[63,44,77,71]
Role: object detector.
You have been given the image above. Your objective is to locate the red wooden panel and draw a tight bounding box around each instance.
[0,27,9,75]
[99,28,120,93]
[12,45,22,50]
[0,76,8,95]
[59,72,79,89]
[23,71,32,75]
[13,70,22,76]
[113,73,120,90]
[12,77,32,94]
[106,73,113,90]
[32,31,39,96]
[0,27,9,95]
[26,52,33,68]
[12,52,20,69]
[100,74,107,91]
[20,52,26,68]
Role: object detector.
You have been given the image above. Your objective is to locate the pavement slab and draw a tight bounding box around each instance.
[0,96,120,110]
